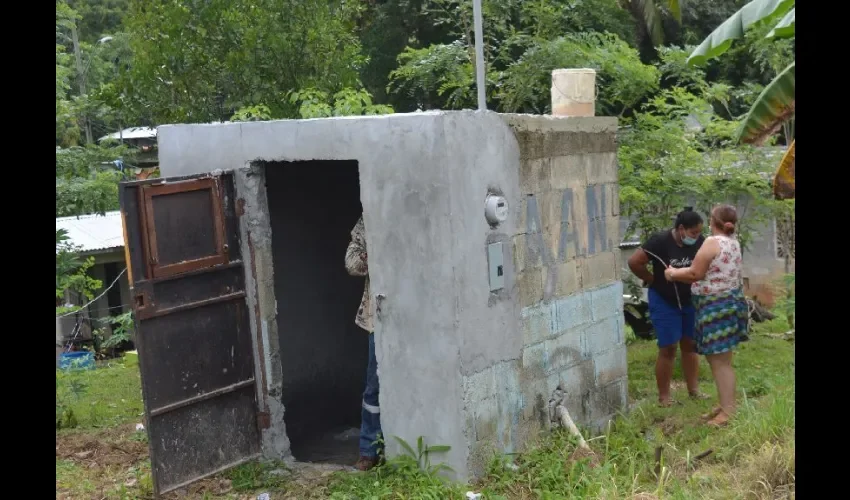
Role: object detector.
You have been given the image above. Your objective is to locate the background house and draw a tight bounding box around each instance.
[55,211,132,362]
[98,126,159,179]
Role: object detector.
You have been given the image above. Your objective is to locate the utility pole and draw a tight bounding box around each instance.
[473,0,486,111]
[71,23,93,145]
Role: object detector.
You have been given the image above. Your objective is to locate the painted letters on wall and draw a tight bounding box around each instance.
[525,184,613,272]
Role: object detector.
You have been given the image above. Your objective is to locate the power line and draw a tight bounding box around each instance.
[56,268,127,318]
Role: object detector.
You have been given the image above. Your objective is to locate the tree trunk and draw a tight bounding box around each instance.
[71,24,93,145]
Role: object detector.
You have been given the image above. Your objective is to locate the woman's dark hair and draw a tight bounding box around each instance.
[674,207,703,230]
[711,204,738,235]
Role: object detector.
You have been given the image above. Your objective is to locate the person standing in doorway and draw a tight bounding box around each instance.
[627,208,706,407]
[664,205,749,427]
[345,215,382,471]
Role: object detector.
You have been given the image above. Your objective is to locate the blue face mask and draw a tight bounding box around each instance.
[682,235,698,246]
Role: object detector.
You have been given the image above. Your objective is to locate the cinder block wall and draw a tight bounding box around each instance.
[463,115,627,475]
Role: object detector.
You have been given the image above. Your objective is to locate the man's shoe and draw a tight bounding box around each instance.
[354,456,380,471]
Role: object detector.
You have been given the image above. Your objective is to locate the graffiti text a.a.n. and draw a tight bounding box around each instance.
[525,185,612,268]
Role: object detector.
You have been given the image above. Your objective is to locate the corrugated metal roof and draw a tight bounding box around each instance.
[56,211,125,254]
[99,126,157,142]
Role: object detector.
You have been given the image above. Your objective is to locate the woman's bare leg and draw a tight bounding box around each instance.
[679,337,701,396]
[705,351,736,424]
[656,345,677,405]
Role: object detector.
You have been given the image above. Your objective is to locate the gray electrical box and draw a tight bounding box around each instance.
[487,242,505,291]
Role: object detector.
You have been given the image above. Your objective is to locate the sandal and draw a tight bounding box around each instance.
[658,398,680,408]
[701,407,722,421]
[706,418,729,428]
[689,391,710,400]
[706,412,731,428]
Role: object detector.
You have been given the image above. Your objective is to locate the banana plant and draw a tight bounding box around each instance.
[774,139,795,200]
[687,0,795,198]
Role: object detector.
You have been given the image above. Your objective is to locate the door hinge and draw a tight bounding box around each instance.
[257,411,270,430]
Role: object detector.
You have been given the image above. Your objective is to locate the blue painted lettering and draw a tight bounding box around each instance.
[586,185,611,255]
[557,188,581,261]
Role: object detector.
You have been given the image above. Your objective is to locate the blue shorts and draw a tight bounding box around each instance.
[648,288,696,348]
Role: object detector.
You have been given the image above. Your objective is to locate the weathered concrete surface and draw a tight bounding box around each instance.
[461,114,625,476]
[232,165,290,459]
[158,111,626,481]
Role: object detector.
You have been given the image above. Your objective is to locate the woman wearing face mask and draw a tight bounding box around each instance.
[664,205,748,427]
[627,208,705,407]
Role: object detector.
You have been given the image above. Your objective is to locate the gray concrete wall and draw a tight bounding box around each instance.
[741,217,795,305]
[460,115,626,476]
[157,111,627,481]
[356,112,526,479]
[160,112,477,473]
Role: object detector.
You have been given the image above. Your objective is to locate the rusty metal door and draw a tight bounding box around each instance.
[119,173,261,496]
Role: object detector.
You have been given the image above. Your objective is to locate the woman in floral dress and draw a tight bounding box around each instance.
[664,205,749,427]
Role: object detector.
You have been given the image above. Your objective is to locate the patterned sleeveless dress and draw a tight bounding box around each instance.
[690,235,749,355]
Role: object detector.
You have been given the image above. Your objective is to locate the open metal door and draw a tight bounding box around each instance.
[119,173,261,496]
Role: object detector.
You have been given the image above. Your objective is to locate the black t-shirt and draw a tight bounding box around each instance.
[641,229,705,307]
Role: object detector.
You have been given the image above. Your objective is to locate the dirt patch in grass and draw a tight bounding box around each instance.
[651,415,681,437]
[166,477,236,498]
[56,425,153,499]
[567,445,601,468]
[57,424,148,467]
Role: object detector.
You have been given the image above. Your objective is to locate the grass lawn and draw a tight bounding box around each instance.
[56,318,794,499]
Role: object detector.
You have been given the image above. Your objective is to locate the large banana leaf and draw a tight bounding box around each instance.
[767,8,795,38]
[736,61,795,145]
[773,140,795,200]
[687,0,795,66]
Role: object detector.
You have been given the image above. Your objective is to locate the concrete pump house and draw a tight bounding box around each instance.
[122,108,626,494]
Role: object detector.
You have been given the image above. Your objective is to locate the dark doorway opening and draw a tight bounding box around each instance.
[264,160,369,464]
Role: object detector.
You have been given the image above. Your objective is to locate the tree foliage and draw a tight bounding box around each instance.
[618,82,784,251]
[289,89,394,119]
[686,0,795,199]
[118,0,366,124]
[67,0,129,43]
[56,229,102,313]
[387,0,651,113]
[688,0,795,146]
[56,170,124,218]
[57,1,82,146]
[97,311,135,351]
[55,0,796,241]
[616,0,681,47]
[56,143,135,217]
[498,32,659,115]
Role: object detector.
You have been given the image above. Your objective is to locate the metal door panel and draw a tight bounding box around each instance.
[147,385,260,493]
[120,173,261,496]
